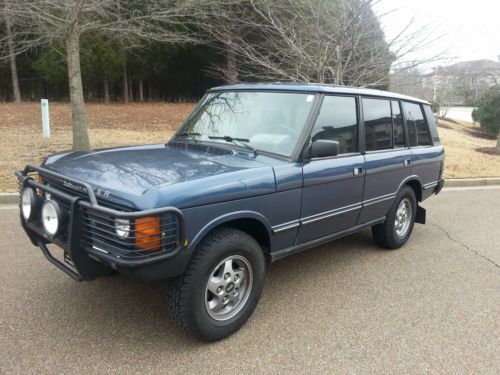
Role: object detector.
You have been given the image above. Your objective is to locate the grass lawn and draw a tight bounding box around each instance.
[1,102,499,192]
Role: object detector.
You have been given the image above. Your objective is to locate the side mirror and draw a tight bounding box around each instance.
[305,139,339,159]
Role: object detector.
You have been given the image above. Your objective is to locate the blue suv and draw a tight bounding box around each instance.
[17,83,444,341]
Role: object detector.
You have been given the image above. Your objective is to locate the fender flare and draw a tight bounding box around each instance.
[397,175,423,201]
[187,210,274,252]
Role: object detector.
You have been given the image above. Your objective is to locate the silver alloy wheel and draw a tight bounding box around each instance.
[395,198,412,237]
[205,255,253,321]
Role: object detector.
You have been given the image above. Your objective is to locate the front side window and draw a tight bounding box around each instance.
[363,98,392,151]
[311,96,358,154]
[176,91,315,157]
[404,102,432,147]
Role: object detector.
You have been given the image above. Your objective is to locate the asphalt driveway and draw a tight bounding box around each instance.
[1,188,499,374]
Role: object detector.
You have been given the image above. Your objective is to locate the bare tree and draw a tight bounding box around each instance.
[200,0,444,88]
[1,0,205,150]
[2,3,21,102]
[200,0,395,86]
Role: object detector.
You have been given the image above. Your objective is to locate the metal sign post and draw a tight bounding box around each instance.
[41,99,50,139]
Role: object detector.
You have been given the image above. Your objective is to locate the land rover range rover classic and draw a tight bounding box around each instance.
[17,84,444,341]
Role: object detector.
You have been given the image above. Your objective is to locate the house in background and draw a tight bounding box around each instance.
[391,58,500,105]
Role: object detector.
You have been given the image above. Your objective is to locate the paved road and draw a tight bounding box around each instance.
[443,106,475,122]
[1,188,499,374]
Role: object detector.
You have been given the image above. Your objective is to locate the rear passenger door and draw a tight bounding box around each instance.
[298,95,365,244]
[358,98,412,224]
[403,102,443,196]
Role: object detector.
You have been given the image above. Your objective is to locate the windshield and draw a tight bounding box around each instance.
[175,91,316,157]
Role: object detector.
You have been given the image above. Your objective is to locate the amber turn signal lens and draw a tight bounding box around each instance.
[36,175,44,197]
[134,216,161,252]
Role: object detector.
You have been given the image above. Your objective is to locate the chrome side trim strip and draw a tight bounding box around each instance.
[362,193,396,207]
[271,217,386,262]
[423,181,439,189]
[272,220,300,233]
[273,192,400,231]
[301,203,362,226]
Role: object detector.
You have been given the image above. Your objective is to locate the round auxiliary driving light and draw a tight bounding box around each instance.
[41,200,63,237]
[115,218,130,239]
[21,188,36,221]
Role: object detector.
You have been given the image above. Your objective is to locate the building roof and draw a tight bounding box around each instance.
[208,82,429,104]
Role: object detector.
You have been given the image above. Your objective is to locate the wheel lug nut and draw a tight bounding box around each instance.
[224,273,230,280]
[223,296,228,303]
[234,274,239,281]
[217,286,223,293]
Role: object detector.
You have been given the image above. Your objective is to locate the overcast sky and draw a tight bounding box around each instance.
[374,0,500,67]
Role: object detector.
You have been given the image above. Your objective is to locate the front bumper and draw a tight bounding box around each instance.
[16,165,188,281]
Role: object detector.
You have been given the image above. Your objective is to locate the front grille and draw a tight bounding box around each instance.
[79,207,179,260]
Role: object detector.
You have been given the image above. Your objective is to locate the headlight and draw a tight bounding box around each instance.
[41,200,62,237]
[21,188,36,220]
[115,218,130,239]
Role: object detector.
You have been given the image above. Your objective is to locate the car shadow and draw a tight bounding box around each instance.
[42,229,378,348]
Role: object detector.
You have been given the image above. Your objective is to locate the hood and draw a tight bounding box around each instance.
[43,143,277,209]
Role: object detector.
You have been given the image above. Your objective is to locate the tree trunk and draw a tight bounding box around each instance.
[66,26,90,151]
[123,63,129,103]
[4,14,21,103]
[224,49,239,84]
[496,131,500,153]
[334,45,342,85]
[128,77,133,101]
[104,80,110,103]
[139,79,144,102]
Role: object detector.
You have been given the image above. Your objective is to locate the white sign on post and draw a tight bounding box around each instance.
[41,99,50,139]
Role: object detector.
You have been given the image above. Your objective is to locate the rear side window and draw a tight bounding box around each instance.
[392,101,405,148]
[404,102,432,146]
[311,96,358,154]
[363,98,392,151]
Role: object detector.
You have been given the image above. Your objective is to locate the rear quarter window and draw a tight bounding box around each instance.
[403,102,432,147]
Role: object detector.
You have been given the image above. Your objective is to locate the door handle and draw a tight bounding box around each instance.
[404,159,412,167]
[353,167,363,176]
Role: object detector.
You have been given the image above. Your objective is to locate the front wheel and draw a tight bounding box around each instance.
[168,228,266,341]
[372,186,417,249]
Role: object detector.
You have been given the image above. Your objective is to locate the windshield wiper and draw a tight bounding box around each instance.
[176,132,201,143]
[208,135,257,156]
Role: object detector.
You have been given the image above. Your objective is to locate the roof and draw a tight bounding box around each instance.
[208,82,429,104]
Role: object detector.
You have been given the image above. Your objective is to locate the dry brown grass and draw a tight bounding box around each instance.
[1,102,499,192]
[0,102,194,192]
[437,118,500,179]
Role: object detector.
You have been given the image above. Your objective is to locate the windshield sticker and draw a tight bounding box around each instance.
[306,95,314,102]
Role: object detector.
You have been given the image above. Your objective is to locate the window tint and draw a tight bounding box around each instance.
[404,102,432,146]
[363,98,392,151]
[392,100,405,148]
[311,96,358,154]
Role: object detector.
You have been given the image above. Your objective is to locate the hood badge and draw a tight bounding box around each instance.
[95,188,111,198]
[61,181,110,198]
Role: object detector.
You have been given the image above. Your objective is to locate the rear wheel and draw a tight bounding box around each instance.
[372,186,417,249]
[169,228,266,341]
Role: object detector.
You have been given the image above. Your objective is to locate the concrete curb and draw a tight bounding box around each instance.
[0,193,19,205]
[444,178,500,187]
[1,178,499,206]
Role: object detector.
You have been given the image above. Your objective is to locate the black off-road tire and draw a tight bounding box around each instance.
[168,228,266,342]
[372,186,417,249]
